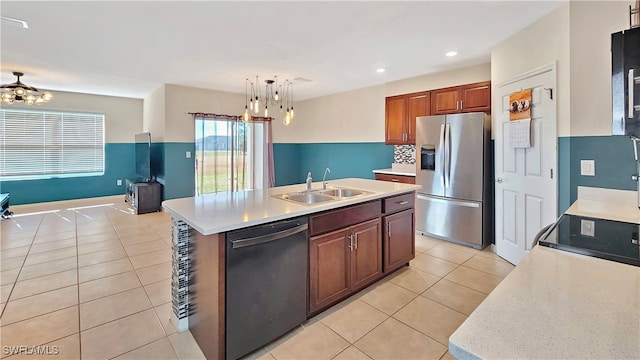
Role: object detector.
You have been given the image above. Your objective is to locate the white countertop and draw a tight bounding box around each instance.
[372,168,416,177]
[449,245,640,360]
[565,186,640,223]
[162,178,421,235]
[449,189,640,359]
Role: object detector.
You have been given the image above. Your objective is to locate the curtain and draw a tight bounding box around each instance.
[193,113,274,195]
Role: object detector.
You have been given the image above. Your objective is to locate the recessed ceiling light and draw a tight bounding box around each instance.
[376,68,386,73]
[1,16,29,29]
[445,51,458,57]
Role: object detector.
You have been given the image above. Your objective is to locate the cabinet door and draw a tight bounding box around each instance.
[384,209,415,272]
[309,228,351,313]
[407,92,430,144]
[350,218,382,291]
[385,95,407,145]
[461,81,491,113]
[431,87,460,115]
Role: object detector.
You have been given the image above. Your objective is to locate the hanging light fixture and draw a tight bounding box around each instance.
[244,75,294,125]
[1,72,52,105]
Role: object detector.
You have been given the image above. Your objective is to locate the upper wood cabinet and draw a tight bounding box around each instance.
[385,91,430,145]
[431,81,491,115]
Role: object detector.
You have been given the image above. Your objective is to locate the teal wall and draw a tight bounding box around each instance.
[558,135,637,213]
[274,142,394,186]
[151,142,195,200]
[0,143,137,205]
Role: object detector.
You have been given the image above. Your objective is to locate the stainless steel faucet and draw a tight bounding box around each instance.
[322,168,331,189]
[306,172,313,191]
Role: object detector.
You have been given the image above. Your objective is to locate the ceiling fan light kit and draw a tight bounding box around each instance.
[1,72,52,105]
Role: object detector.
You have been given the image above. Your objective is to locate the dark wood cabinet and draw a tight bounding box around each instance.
[431,81,491,115]
[383,209,415,272]
[385,91,430,145]
[309,228,351,313]
[309,218,382,314]
[350,219,382,291]
[374,173,416,184]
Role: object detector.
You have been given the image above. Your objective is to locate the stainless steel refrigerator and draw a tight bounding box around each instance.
[415,112,492,249]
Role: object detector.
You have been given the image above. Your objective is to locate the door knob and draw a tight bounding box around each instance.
[496,177,503,183]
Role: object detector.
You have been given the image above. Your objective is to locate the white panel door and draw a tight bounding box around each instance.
[495,64,557,265]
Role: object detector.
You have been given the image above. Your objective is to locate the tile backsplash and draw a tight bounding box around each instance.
[393,145,416,164]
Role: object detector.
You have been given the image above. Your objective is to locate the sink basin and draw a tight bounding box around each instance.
[318,187,365,198]
[275,192,335,205]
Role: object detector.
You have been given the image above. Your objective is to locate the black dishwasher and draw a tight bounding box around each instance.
[225,216,308,360]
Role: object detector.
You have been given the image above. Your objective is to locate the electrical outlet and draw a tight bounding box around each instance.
[580,160,595,176]
[186,151,191,159]
[116,179,122,186]
[580,219,595,237]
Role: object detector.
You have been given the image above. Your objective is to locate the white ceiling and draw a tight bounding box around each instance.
[1,1,564,101]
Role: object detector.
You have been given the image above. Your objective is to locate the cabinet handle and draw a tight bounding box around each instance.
[348,234,354,250]
[460,100,463,110]
[354,233,358,250]
[396,200,409,205]
[387,224,391,238]
[391,179,400,182]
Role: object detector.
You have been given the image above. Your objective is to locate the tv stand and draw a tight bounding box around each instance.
[125,179,162,214]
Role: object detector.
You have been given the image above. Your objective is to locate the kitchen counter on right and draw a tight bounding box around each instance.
[449,245,640,359]
[449,186,640,359]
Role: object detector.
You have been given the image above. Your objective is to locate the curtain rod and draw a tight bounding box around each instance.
[188,112,272,122]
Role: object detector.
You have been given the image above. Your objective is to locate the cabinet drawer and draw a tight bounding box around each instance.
[383,192,415,214]
[310,200,381,236]
[375,173,415,184]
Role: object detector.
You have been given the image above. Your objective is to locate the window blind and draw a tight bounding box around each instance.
[0,109,105,179]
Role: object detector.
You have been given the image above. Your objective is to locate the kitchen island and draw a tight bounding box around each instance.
[162,178,421,359]
[449,187,640,359]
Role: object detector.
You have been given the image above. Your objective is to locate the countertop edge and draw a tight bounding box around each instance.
[372,168,416,176]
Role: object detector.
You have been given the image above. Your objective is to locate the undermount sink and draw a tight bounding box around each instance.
[274,192,335,205]
[318,188,365,198]
[273,187,370,206]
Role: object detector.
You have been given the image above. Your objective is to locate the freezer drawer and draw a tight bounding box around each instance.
[415,193,483,247]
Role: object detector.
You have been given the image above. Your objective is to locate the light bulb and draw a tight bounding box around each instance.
[243,107,249,122]
[283,112,291,126]
[255,101,259,114]
[265,106,268,117]
[274,91,279,101]
[14,87,25,96]
[42,92,52,100]
[291,107,295,118]
[249,99,253,111]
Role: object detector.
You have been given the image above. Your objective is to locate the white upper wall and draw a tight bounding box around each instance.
[492,0,634,138]
[491,2,570,136]
[569,0,632,137]
[274,63,491,143]
[143,85,166,142]
[274,84,386,143]
[2,89,142,143]
[163,84,245,143]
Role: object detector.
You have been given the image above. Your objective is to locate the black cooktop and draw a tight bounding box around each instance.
[538,214,640,267]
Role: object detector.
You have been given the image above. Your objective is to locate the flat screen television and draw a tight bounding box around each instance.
[134,132,151,182]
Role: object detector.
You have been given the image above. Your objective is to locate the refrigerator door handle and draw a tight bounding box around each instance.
[444,123,451,189]
[439,123,446,188]
[630,69,635,118]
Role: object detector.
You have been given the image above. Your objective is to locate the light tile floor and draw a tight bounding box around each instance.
[0,196,514,360]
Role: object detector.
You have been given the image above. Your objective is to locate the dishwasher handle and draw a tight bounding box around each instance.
[231,223,308,249]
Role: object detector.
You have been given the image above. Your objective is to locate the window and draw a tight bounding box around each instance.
[0,109,105,180]
[194,115,273,195]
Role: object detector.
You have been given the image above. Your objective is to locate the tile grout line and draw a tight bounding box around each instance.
[73,209,84,360]
[0,215,44,319]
